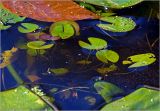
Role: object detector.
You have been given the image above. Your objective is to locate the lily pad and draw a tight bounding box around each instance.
[97,16,136,32]
[49,68,69,76]
[94,81,123,103]
[101,87,160,111]
[0,86,52,110]
[27,48,46,56]
[49,21,80,39]
[83,0,143,9]
[123,53,156,68]
[18,23,39,33]
[79,37,107,50]
[0,21,11,30]
[27,41,54,50]
[96,49,119,63]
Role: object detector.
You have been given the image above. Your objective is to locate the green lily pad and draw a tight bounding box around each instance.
[97,16,136,32]
[101,87,160,111]
[18,23,39,33]
[27,41,54,50]
[79,37,107,50]
[49,21,80,39]
[123,53,156,68]
[0,21,11,30]
[0,86,52,111]
[27,48,46,56]
[96,49,119,63]
[94,81,123,103]
[82,0,143,9]
[49,68,69,76]
[0,3,25,24]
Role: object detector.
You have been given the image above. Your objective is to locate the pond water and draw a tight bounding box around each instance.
[0,1,159,110]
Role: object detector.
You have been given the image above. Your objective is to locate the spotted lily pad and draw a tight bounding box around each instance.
[18,23,39,33]
[94,81,123,103]
[0,86,52,110]
[49,20,80,39]
[27,41,54,50]
[96,49,119,63]
[101,87,160,111]
[49,68,69,76]
[97,16,136,32]
[82,0,143,9]
[79,37,107,50]
[123,53,156,68]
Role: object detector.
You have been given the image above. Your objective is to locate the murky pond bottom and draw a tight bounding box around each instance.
[0,1,159,110]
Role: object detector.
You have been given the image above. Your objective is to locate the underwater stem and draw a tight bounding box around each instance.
[7,64,23,84]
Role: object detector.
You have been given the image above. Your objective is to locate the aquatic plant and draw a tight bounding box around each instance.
[123,53,156,68]
[94,81,123,103]
[49,68,69,76]
[82,0,143,9]
[101,87,160,111]
[0,86,52,110]
[97,16,136,32]
[18,23,39,33]
[49,20,80,39]
[96,50,119,63]
[78,37,107,50]
[0,21,11,30]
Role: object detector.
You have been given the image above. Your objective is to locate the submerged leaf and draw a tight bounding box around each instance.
[97,16,136,32]
[101,87,160,111]
[123,53,156,68]
[76,60,92,65]
[49,68,69,76]
[82,0,143,9]
[96,50,119,63]
[27,41,54,50]
[94,81,123,103]
[27,74,41,82]
[84,96,96,105]
[50,20,80,39]
[79,37,107,50]
[18,23,39,33]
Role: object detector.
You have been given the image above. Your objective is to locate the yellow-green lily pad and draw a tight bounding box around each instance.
[18,23,39,33]
[97,16,136,32]
[123,53,156,68]
[79,37,107,50]
[49,68,69,76]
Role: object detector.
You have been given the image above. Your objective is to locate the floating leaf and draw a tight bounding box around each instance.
[96,50,119,63]
[94,81,123,103]
[27,49,46,56]
[96,64,118,75]
[0,86,52,110]
[101,88,160,111]
[27,41,54,50]
[18,23,39,33]
[50,21,80,39]
[97,16,136,32]
[2,1,98,22]
[82,0,143,9]
[79,37,107,50]
[123,53,156,68]
[76,60,92,65]
[0,3,25,24]
[49,68,69,76]
[0,21,11,30]
[84,96,96,105]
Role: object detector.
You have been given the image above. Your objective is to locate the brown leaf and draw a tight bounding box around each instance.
[2,0,99,22]
[27,74,41,82]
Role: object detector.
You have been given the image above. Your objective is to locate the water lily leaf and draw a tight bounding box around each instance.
[96,50,119,63]
[96,64,118,75]
[123,53,156,68]
[94,81,123,103]
[0,22,11,30]
[101,88,160,111]
[0,3,25,24]
[18,23,39,33]
[2,1,98,22]
[50,21,80,39]
[82,0,143,9]
[79,37,107,50]
[0,86,52,110]
[27,49,46,56]
[49,68,69,76]
[76,60,92,65]
[97,16,136,32]
[27,41,54,50]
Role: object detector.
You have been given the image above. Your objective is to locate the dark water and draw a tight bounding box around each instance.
[0,1,159,110]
